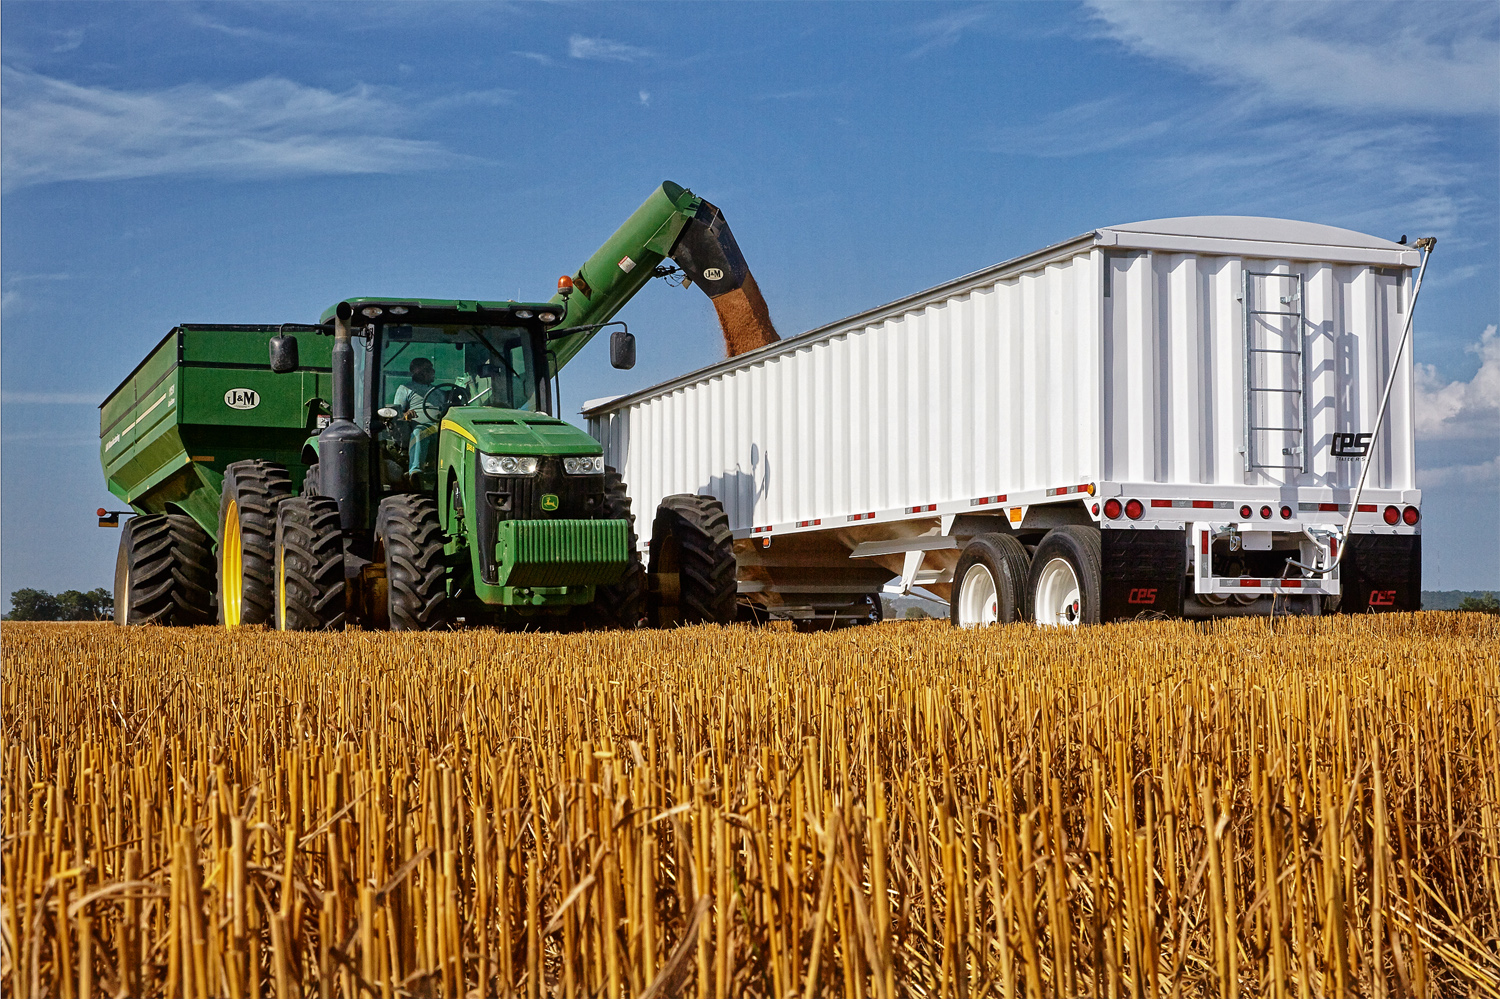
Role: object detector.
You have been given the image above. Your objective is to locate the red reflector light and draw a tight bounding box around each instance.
[1357,503,1377,513]
[1260,506,1273,520]
[1239,505,1252,519]
[1330,537,1338,557]
[1192,500,1214,508]
[1402,506,1420,526]
[1240,578,1260,587]
[1383,505,1400,525]
[1319,503,1340,512]
[1200,532,1209,554]
[1103,498,1122,519]
[1151,499,1173,508]
[1280,505,1292,519]
[96,508,107,517]
[1282,579,1302,588]
[1124,499,1144,520]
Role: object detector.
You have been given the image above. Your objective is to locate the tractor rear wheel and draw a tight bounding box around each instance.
[585,468,647,629]
[114,513,217,626]
[648,494,737,626]
[374,495,449,631]
[274,497,346,631]
[217,460,292,627]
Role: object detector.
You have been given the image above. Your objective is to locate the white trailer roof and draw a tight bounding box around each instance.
[583,215,1420,416]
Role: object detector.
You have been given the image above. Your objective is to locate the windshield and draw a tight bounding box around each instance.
[370,323,547,493]
[378,324,543,418]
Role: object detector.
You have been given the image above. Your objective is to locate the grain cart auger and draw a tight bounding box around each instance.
[101,181,773,630]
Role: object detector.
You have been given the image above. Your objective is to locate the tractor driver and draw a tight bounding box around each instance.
[391,357,445,478]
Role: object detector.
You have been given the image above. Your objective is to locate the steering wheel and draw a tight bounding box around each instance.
[418,382,465,422]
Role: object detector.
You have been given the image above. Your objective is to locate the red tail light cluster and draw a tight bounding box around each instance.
[1402,506,1420,525]
[1383,505,1400,525]
[1124,499,1144,520]
[1280,505,1293,520]
[1239,505,1253,519]
[1259,505,1273,520]
[1103,498,1122,519]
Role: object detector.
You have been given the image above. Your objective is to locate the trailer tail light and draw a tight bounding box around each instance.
[1104,498,1122,519]
[1280,505,1292,520]
[1239,505,1253,519]
[1124,499,1143,520]
[1383,505,1400,525]
[1260,506,1272,520]
[1091,503,1099,515]
[1402,506,1420,526]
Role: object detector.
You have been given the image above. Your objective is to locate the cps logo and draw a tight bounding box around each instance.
[1127,587,1158,605]
[1333,432,1372,458]
[1369,589,1398,607]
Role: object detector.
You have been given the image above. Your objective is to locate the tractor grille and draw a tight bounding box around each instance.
[474,459,604,585]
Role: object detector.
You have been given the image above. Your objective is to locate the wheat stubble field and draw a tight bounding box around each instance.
[3,614,1498,998]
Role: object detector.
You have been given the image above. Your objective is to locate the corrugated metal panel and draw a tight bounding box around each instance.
[588,217,1418,538]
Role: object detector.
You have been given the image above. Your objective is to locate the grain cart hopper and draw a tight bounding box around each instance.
[587,217,1434,627]
[102,181,779,629]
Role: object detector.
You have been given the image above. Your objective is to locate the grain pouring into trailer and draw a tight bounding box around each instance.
[586,217,1433,627]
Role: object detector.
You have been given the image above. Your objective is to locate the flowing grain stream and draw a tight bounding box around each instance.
[3,614,1497,997]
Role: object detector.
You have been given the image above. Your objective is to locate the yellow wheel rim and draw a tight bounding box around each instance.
[222,499,243,629]
[277,541,287,630]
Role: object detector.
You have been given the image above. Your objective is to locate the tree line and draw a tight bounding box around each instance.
[4,588,113,621]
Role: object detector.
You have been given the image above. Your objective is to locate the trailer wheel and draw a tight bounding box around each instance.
[1029,526,1103,627]
[114,513,217,626]
[648,494,737,626]
[375,495,449,631]
[274,497,346,631]
[585,468,647,629]
[951,533,1030,627]
[217,460,292,628]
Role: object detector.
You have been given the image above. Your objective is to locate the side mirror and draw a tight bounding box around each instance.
[610,329,636,370]
[269,334,300,374]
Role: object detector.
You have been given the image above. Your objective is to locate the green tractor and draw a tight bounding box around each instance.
[102,182,778,630]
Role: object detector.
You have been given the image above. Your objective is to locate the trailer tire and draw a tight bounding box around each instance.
[274,497,346,631]
[951,533,1030,627]
[1028,526,1103,627]
[114,514,217,626]
[648,494,736,626]
[375,495,449,631]
[585,468,647,629]
[217,460,292,627]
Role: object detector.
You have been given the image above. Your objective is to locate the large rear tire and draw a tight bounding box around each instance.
[375,495,449,631]
[274,497,346,631]
[648,494,737,626]
[218,460,292,628]
[114,514,217,626]
[1028,525,1103,627]
[951,533,1030,627]
[585,468,647,629]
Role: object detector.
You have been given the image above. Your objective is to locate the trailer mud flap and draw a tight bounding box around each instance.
[1339,534,1421,613]
[1101,528,1187,622]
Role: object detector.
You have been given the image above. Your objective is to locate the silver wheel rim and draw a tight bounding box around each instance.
[1035,557,1082,627]
[957,564,1000,627]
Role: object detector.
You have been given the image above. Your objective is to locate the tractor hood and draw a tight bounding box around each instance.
[441,408,601,456]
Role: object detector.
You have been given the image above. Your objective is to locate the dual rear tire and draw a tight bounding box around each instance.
[951,525,1103,628]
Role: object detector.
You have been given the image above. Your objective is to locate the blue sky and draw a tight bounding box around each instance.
[3,0,1497,601]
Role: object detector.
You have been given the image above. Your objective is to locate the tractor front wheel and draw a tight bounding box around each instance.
[374,495,449,631]
[648,494,737,626]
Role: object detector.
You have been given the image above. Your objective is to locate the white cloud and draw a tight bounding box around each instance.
[568,35,653,63]
[1416,325,1500,442]
[1086,0,1499,116]
[988,97,1174,157]
[0,68,461,192]
[639,90,651,107]
[1419,455,1500,487]
[907,6,990,59]
[512,51,555,66]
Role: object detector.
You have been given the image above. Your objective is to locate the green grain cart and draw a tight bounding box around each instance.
[101,182,776,630]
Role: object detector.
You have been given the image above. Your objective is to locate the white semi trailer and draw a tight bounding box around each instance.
[586,217,1429,627]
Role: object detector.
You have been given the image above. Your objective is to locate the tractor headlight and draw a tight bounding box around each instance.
[480,453,539,476]
[563,455,605,475]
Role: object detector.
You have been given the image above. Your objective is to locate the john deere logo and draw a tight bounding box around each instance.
[540,494,560,511]
[224,388,260,410]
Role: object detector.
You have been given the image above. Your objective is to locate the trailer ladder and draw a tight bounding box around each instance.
[1242,270,1308,476]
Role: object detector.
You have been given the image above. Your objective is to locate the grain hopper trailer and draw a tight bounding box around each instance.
[101,181,779,629]
[586,217,1433,627]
